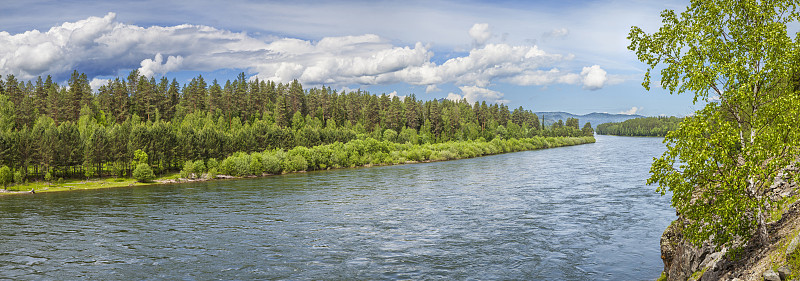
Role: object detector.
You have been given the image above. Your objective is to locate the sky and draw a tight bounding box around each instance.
[0,0,702,116]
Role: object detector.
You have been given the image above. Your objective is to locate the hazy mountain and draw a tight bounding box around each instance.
[535,112,645,128]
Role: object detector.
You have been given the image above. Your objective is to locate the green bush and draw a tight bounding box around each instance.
[132,163,155,183]
[263,153,282,174]
[192,160,206,174]
[219,157,235,176]
[250,153,264,175]
[207,168,218,179]
[0,166,12,188]
[283,155,308,172]
[13,170,24,184]
[180,160,194,179]
[232,155,251,176]
[383,129,398,142]
[206,158,219,170]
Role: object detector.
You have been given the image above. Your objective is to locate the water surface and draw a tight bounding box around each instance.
[0,135,673,280]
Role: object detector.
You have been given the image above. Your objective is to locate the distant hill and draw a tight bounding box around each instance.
[535,112,644,128]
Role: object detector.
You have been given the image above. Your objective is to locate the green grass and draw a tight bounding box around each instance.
[0,172,180,195]
[770,195,800,223]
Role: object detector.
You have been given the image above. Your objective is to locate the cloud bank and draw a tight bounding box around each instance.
[0,13,608,104]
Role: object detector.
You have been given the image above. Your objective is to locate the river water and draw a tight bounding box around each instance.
[0,135,673,280]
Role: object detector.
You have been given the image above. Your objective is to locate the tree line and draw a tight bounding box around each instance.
[0,70,592,183]
[595,116,682,137]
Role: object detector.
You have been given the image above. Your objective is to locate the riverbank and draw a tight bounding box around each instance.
[0,136,595,196]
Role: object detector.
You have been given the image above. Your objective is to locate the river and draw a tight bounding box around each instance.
[0,135,673,280]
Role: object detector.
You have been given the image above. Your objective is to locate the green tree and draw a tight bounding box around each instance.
[0,165,11,189]
[565,117,579,130]
[13,170,23,185]
[581,122,594,136]
[630,0,800,249]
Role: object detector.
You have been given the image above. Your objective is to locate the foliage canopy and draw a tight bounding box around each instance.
[630,0,800,249]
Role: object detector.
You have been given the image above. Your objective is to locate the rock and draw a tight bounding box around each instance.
[787,234,800,260]
[777,265,791,280]
[764,269,781,281]
[660,219,717,281]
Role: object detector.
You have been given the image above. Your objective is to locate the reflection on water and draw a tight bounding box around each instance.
[0,135,673,280]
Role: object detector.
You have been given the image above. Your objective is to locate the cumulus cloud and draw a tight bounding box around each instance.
[457,85,508,104]
[89,78,109,92]
[469,23,491,46]
[618,106,641,115]
[581,65,607,90]
[139,53,183,78]
[425,84,440,93]
[0,13,609,99]
[386,91,406,99]
[446,92,463,101]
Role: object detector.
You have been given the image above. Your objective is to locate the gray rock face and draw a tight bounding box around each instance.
[787,234,800,260]
[659,167,800,280]
[777,265,791,280]
[763,269,781,281]
[660,220,720,280]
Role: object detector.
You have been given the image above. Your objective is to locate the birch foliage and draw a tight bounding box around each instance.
[629,0,800,249]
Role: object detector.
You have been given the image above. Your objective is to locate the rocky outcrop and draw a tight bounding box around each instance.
[660,219,727,280]
[659,171,800,280]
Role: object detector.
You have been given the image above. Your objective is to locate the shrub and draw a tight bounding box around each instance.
[232,155,251,176]
[132,163,155,183]
[283,155,308,172]
[0,166,11,188]
[219,157,236,176]
[192,160,206,174]
[44,171,53,184]
[206,158,219,170]
[263,154,282,174]
[206,168,218,179]
[383,129,398,142]
[180,160,194,179]
[13,170,24,184]
[250,153,264,175]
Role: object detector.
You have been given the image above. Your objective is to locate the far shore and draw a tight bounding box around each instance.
[0,152,544,197]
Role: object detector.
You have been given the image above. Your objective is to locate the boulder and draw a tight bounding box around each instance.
[763,269,780,281]
[777,265,791,280]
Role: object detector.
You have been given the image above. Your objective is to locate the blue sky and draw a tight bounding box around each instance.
[0,0,701,116]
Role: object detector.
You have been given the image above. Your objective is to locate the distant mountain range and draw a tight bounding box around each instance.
[534,112,645,128]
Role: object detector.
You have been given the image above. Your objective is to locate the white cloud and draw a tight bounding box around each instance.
[618,106,641,115]
[469,23,491,46]
[0,13,610,99]
[89,78,109,92]
[457,85,508,104]
[139,53,184,78]
[446,92,463,101]
[581,65,607,90]
[543,28,569,39]
[504,68,580,86]
[386,90,406,99]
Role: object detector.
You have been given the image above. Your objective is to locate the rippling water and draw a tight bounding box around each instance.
[0,135,673,280]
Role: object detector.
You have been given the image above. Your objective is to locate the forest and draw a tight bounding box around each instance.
[0,70,593,185]
[595,116,682,137]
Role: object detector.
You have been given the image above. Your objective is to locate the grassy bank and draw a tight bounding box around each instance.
[1,135,595,196]
[0,174,182,195]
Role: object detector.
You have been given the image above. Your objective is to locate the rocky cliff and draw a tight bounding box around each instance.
[659,174,800,280]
